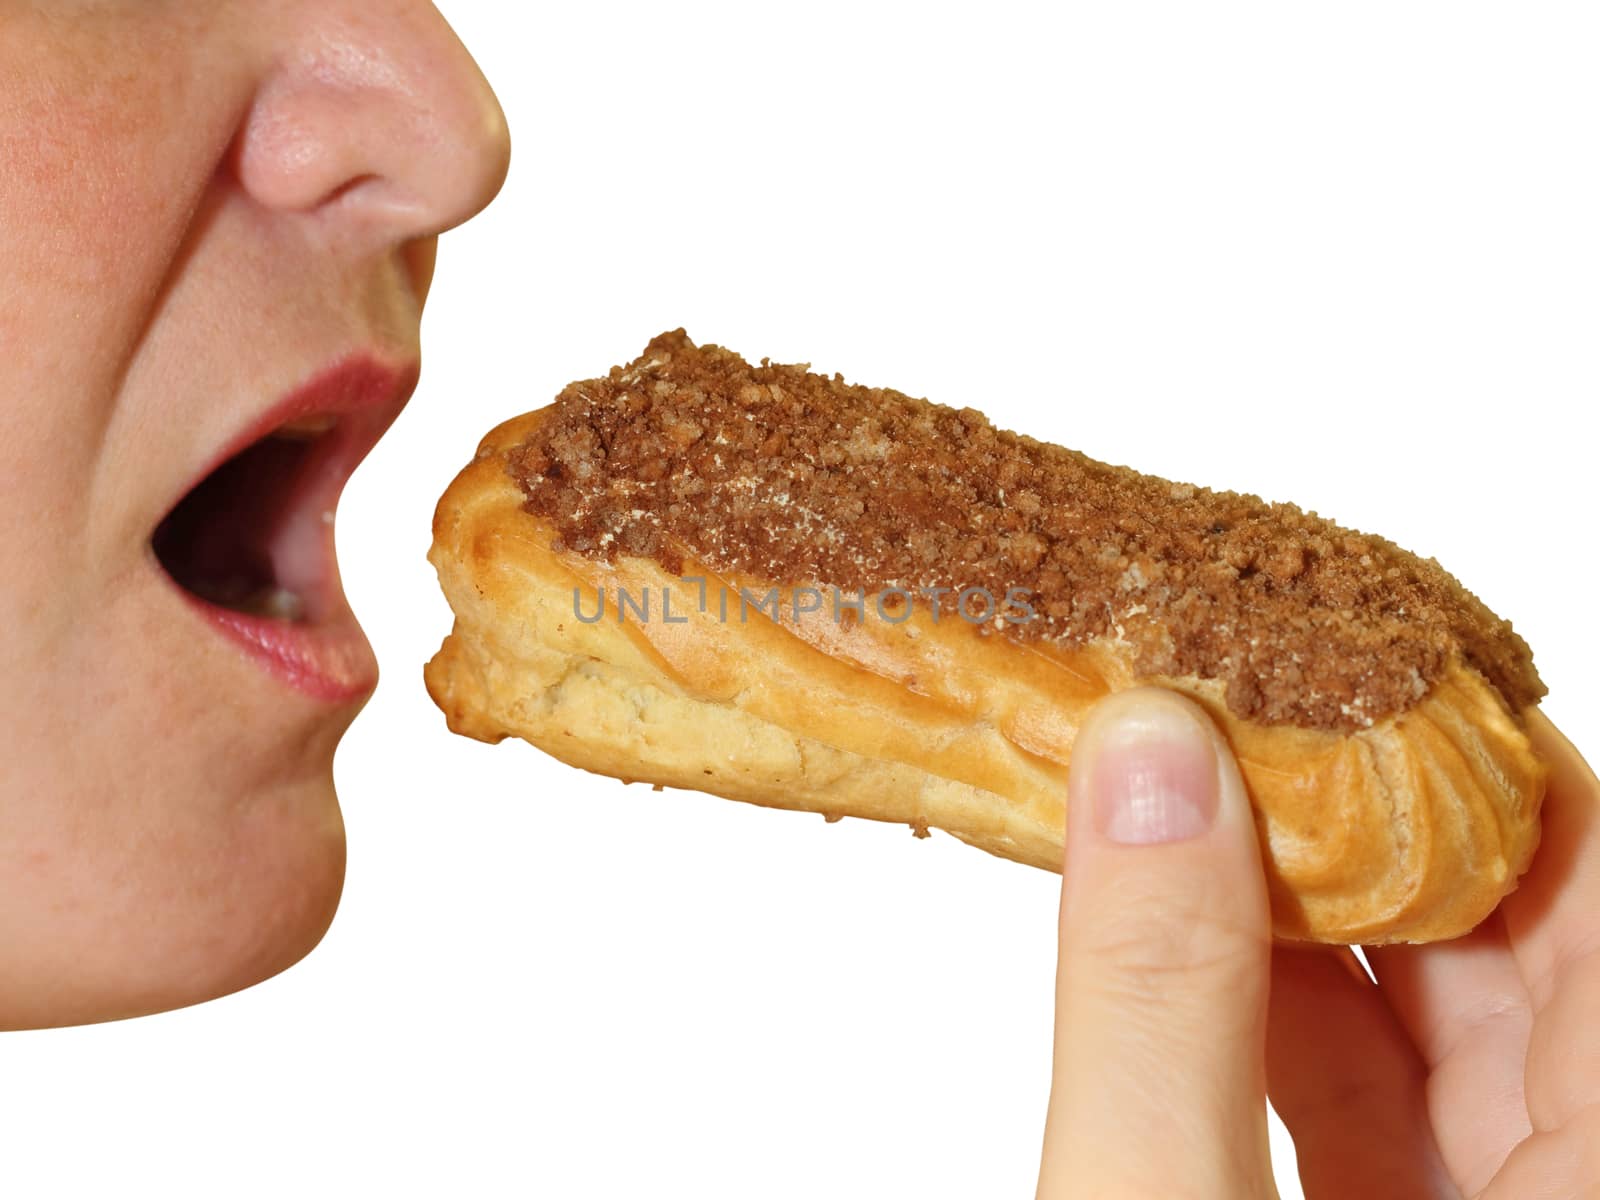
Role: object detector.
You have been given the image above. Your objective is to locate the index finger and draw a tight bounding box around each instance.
[1501,711,1600,1013]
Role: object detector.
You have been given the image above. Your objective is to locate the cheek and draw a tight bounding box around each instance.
[0,742,348,1031]
[0,12,255,590]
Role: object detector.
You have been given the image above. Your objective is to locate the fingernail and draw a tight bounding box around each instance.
[1087,697,1220,845]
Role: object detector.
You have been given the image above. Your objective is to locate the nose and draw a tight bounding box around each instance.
[232,1,511,246]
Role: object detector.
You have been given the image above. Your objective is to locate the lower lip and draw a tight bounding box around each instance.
[185,594,379,703]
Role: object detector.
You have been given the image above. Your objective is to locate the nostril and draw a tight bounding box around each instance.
[321,172,380,209]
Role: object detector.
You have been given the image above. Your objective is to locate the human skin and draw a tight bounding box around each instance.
[0,0,509,1029]
[1038,689,1600,1199]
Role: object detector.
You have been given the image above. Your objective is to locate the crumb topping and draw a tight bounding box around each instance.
[506,330,1544,731]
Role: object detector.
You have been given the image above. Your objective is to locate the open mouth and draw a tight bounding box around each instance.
[150,354,417,701]
[152,414,345,626]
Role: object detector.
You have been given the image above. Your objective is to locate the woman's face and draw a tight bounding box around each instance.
[0,1,509,1028]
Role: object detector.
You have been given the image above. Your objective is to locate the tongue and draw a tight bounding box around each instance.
[153,435,318,620]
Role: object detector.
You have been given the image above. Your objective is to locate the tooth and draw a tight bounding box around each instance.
[274,414,338,440]
[192,573,257,608]
[242,586,306,621]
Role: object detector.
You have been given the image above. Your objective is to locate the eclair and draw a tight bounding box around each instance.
[425,331,1546,944]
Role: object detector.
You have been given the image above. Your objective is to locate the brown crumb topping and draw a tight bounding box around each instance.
[506,330,1544,732]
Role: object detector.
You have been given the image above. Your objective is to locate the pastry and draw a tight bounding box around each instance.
[425,331,1546,944]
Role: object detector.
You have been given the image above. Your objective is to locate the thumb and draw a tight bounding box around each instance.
[1037,687,1278,1200]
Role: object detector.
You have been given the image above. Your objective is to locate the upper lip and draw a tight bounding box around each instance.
[180,351,422,505]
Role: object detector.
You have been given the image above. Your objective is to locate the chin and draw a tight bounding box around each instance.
[175,770,350,1014]
[3,770,348,1032]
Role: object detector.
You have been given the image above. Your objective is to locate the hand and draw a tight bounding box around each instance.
[1034,688,1600,1200]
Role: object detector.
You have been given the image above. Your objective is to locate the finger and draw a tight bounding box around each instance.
[1364,914,1533,1197]
[1038,688,1275,1200]
[1265,946,1457,1200]
[1524,946,1600,1134]
[1475,1102,1600,1200]
[1502,711,1600,1011]
[1500,715,1600,1134]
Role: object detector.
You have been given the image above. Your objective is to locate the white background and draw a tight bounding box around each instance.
[5,4,1598,1198]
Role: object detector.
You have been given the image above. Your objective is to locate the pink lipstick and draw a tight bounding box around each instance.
[152,353,421,702]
